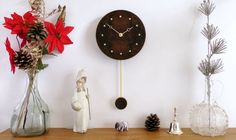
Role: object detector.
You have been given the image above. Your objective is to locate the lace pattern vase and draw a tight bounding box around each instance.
[190,78,228,136]
[10,70,49,136]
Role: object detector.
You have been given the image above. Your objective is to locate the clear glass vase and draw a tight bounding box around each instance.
[190,77,228,136]
[10,70,49,136]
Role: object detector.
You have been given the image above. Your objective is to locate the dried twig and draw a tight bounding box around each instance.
[57,6,66,23]
[28,0,45,18]
[44,5,62,19]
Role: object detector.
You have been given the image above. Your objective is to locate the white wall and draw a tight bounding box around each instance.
[0,0,235,132]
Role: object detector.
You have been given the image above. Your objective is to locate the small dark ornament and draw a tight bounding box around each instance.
[27,22,47,41]
[115,121,128,132]
[145,113,160,131]
[14,50,34,70]
[115,97,127,110]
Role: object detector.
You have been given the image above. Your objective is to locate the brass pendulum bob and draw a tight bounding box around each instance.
[115,97,127,110]
[168,108,183,135]
[115,61,127,110]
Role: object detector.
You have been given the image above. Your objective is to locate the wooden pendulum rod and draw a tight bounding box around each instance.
[115,60,127,110]
[120,60,123,98]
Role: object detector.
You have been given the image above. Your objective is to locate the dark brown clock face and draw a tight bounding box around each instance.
[96,10,146,60]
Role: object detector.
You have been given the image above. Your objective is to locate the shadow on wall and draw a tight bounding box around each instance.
[84,17,109,61]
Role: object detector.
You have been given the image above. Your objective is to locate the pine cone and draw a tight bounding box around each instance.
[27,22,47,41]
[14,50,34,70]
[145,113,160,131]
[26,45,43,60]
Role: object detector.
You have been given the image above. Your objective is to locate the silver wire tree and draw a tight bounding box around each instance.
[198,0,226,100]
[189,0,228,136]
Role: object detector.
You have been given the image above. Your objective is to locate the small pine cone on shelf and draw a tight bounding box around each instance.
[14,50,35,70]
[27,22,47,41]
[145,113,160,131]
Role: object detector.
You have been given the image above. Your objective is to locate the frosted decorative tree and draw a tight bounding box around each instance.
[189,0,228,137]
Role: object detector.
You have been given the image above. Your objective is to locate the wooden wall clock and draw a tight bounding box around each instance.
[96,10,146,110]
[96,10,146,60]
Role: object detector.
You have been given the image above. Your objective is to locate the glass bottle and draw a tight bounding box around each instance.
[10,70,49,136]
[190,77,228,136]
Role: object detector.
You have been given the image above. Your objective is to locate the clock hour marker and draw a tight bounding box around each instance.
[110,50,114,53]
[103,24,106,27]
[120,52,123,55]
[129,18,132,20]
[138,33,141,36]
[129,50,132,53]
[135,43,139,46]
[119,15,122,18]
[110,18,113,21]
[101,34,104,37]
[104,43,107,46]
[135,24,139,27]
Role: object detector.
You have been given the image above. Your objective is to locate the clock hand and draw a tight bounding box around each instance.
[106,24,120,34]
[122,27,133,35]
[106,23,124,37]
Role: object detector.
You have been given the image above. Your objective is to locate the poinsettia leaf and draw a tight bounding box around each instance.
[42,46,49,55]
[57,40,64,53]
[56,19,64,32]
[39,64,48,70]
[41,46,57,56]
[61,35,73,44]
[37,58,48,70]
[62,26,74,34]
[5,38,16,74]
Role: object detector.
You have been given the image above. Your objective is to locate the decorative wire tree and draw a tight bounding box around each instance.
[190,0,228,136]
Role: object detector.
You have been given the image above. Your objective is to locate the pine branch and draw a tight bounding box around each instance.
[201,24,219,40]
[198,59,210,76]
[44,5,62,19]
[198,0,215,16]
[198,58,224,76]
[210,39,226,54]
[211,59,224,74]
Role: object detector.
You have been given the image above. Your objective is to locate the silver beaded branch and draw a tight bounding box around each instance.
[198,0,226,77]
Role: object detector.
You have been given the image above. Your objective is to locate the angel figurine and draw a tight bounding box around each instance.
[71,69,91,133]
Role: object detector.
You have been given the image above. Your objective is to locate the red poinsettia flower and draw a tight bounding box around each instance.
[3,12,37,47]
[44,19,74,53]
[5,38,16,74]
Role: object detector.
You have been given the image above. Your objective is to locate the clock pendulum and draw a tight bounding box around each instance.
[96,10,146,110]
[115,61,127,109]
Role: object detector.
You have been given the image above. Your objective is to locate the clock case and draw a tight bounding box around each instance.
[96,10,146,60]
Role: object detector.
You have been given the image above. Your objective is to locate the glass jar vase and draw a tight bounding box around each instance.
[10,70,49,136]
[190,77,228,136]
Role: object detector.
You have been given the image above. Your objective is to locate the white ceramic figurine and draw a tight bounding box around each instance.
[71,69,91,133]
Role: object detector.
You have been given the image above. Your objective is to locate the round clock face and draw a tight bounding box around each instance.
[96,10,146,60]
